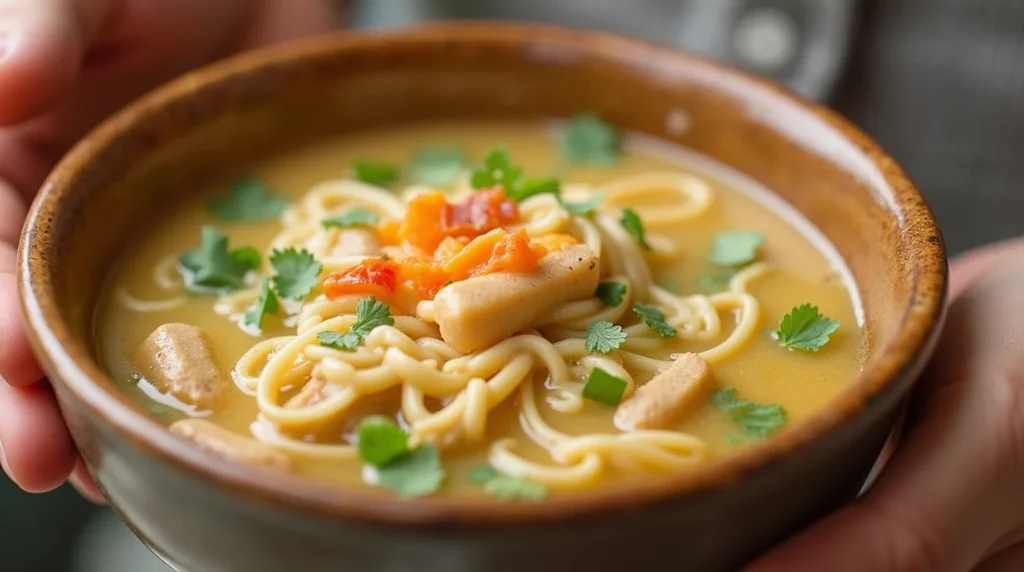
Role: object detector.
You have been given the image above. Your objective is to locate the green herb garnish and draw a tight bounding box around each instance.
[469,465,547,501]
[269,248,322,300]
[595,281,627,306]
[708,231,765,267]
[149,406,168,417]
[633,303,676,338]
[582,368,628,406]
[179,226,260,292]
[560,113,620,165]
[412,146,464,187]
[695,269,739,294]
[507,177,560,202]
[243,276,280,330]
[711,388,787,439]
[355,416,409,466]
[620,208,652,251]
[317,296,394,351]
[321,207,380,229]
[470,145,523,191]
[585,321,627,354]
[773,303,840,351]
[376,444,446,498]
[558,192,604,216]
[208,178,289,222]
[353,160,399,186]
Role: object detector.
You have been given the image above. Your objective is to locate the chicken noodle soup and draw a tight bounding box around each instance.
[96,118,862,500]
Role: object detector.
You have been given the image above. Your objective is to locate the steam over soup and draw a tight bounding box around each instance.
[96,118,862,500]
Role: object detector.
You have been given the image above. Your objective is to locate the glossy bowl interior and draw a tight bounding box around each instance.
[18,23,946,571]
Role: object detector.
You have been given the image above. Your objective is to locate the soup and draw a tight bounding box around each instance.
[96,118,862,500]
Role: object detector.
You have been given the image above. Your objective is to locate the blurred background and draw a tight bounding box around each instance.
[3,0,1021,570]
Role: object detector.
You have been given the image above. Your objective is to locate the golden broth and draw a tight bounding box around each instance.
[95,120,862,498]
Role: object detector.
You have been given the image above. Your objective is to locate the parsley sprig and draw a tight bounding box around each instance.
[559,113,620,165]
[620,208,652,251]
[317,297,394,351]
[321,207,380,229]
[595,281,627,307]
[208,178,289,222]
[707,230,765,267]
[269,248,322,300]
[411,146,465,187]
[469,466,547,502]
[469,146,561,202]
[354,416,445,498]
[711,388,787,440]
[773,304,840,351]
[179,226,260,292]
[585,321,627,354]
[243,276,279,330]
[633,303,676,338]
[352,160,399,186]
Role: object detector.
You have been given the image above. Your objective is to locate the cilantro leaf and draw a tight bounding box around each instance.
[318,297,395,352]
[582,368,628,406]
[269,248,322,300]
[711,388,787,439]
[412,146,464,187]
[507,177,560,202]
[321,207,380,229]
[695,269,738,294]
[595,281,627,306]
[470,145,523,190]
[355,416,409,467]
[773,303,840,351]
[353,160,399,186]
[620,208,652,251]
[559,113,620,165]
[469,465,547,501]
[633,303,676,338]
[317,331,359,351]
[585,321,627,354]
[243,276,279,330]
[375,444,446,498]
[708,231,765,267]
[179,226,260,292]
[484,475,548,501]
[208,178,289,222]
[468,465,499,485]
[558,192,604,216]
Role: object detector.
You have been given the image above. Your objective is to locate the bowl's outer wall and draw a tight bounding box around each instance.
[22,26,947,572]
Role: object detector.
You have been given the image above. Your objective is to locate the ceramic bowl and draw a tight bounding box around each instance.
[18,23,947,572]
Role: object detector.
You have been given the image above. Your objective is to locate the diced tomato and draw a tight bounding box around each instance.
[532,233,578,256]
[323,259,398,300]
[443,228,543,281]
[395,260,451,300]
[397,190,520,254]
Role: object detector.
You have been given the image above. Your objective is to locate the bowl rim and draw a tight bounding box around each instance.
[18,21,948,525]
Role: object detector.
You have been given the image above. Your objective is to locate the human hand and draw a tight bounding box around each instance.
[749,236,1024,572]
[0,0,343,502]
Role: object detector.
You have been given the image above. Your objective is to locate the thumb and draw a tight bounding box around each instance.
[749,261,1024,572]
[0,0,112,124]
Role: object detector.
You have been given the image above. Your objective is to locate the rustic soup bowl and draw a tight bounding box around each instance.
[18,23,946,572]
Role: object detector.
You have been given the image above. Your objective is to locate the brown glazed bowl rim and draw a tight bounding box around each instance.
[19,22,947,526]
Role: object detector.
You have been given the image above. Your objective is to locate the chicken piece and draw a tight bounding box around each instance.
[133,324,225,410]
[432,244,600,354]
[284,366,401,436]
[613,353,713,431]
[170,419,290,471]
[331,228,380,258]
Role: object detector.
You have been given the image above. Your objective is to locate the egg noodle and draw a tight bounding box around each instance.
[119,172,767,488]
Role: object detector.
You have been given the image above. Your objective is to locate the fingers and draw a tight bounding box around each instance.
[68,457,106,504]
[0,179,27,246]
[0,0,112,124]
[949,236,1024,301]
[0,272,43,387]
[750,254,1024,572]
[0,381,76,492]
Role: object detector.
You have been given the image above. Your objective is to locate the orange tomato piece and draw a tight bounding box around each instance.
[532,233,578,256]
[443,228,543,281]
[323,259,398,300]
[397,190,520,254]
